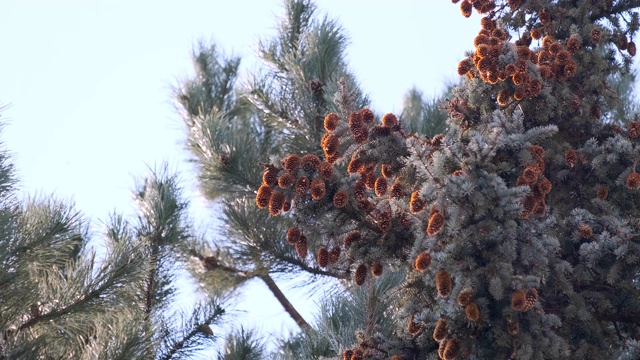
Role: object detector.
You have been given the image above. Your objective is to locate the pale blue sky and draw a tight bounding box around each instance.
[0,0,478,348]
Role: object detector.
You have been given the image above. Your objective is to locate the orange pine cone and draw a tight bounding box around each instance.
[317,247,329,268]
[436,270,453,298]
[427,212,445,236]
[354,264,367,286]
[414,252,431,271]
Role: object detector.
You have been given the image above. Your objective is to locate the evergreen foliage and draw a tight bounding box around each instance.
[0,112,226,359]
[205,0,640,359]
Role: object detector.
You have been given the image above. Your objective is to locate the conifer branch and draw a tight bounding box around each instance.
[257,273,311,331]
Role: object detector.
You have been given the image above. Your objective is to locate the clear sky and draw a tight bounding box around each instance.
[0,0,479,350]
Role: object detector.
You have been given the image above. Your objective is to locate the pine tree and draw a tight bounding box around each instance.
[0,102,226,358]
[174,0,369,336]
[248,0,640,359]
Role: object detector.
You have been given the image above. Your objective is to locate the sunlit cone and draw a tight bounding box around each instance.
[317,247,329,268]
[515,176,528,187]
[350,349,364,360]
[381,113,398,127]
[565,148,577,168]
[414,252,431,271]
[354,264,367,286]
[381,164,394,178]
[256,184,272,209]
[322,134,340,156]
[347,157,363,174]
[342,350,353,360]
[505,63,517,75]
[520,195,536,218]
[460,0,472,18]
[446,338,463,358]
[301,154,321,172]
[535,176,552,195]
[549,42,561,55]
[627,121,640,139]
[438,339,448,360]
[465,302,480,321]
[324,112,339,132]
[457,288,474,307]
[596,185,609,200]
[626,171,640,190]
[295,176,310,196]
[532,198,546,217]
[431,134,445,148]
[524,288,538,310]
[348,111,363,128]
[295,235,308,259]
[512,71,527,86]
[507,0,524,11]
[477,57,491,72]
[371,261,383,277]
[310,178,326,201]
[497,89,510,106]
[352,125,369,144]
[542,35,555,49]
[390,183,403,198]
[262,166,279,186]
[566,37,581,54]
[516,45,531,61]
[591,28,602,44]
[282,154,301,173]
[363,172,376,189]
[329,246,341,264]
[268,190,285,216]
[343,230,362,248]
[529,78,542,97]
[539,64,553,79]
[374,177,388,197]
[457,58,473,76]
[556,50,570,64]
[282,199,291,212]
[359,108,375,123]
[333,190,349,208]
[522,165,541,183]
[577,223,593,239]
[278,172,294,188]
[511,289,527,311]
[398,211,412,228]
[427,212,445,236]
[371,125,391,136]
[286,227,301,244]
[528,145,545,162]
[376,217,390,233]
[530,27,543,40]
[474,34,489,47]
[436,270,453,298]
[353,180,367,201]
[492,28,507,41]
[410,191,426,214]
[326,152,339,164]
[318,161,334,180]
[433,319,447,342]
[407,315,423,336]
[513,87,526,101]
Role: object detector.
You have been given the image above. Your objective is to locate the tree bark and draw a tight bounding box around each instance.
[258,273,311,331]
